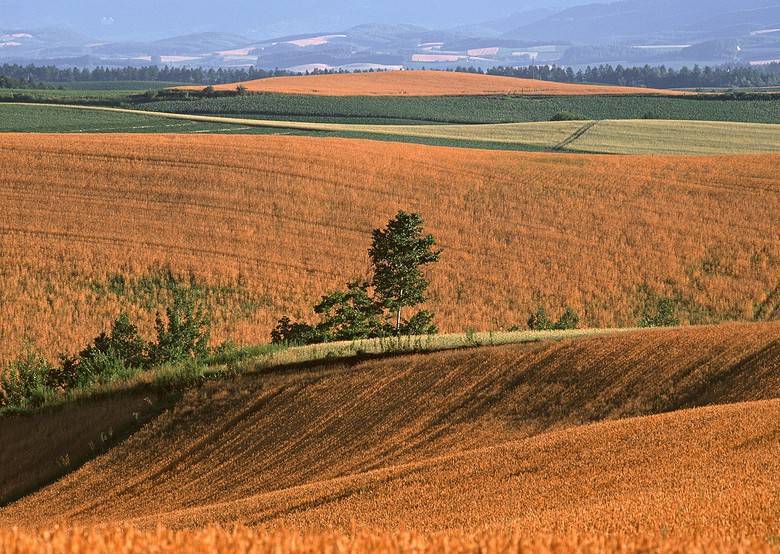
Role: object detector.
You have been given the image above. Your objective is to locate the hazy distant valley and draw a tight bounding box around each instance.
[3,0,780,70]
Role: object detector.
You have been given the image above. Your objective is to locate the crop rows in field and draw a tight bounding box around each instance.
[3,526,778,554]
[140,93,780,124]
[0,105,279,134]
[46,80,187,91]
[2,323,778,534]
[0,134,778,362]
[5,104,780,155]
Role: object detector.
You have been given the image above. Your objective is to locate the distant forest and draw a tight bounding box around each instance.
[0,66,294,88]
[1,62,780,90]
[478,64,780,89]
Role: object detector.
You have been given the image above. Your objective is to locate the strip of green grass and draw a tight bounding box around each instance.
[0,104,279,134]
[45,81,187,91]
[0,327,637,417]
[139,93,780,124]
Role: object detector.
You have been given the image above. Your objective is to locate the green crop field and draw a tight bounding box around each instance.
[138,93,780,124]
[565,119,780,155]
[3,103,779,155]
[0,88,140,101]
[0,104,279,134]
[45,81,187,91]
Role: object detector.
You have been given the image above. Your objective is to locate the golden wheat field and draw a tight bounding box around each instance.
[185,69,683,96]
[0,133,778,362]
[4,526,779,554]
[1,324,778,552]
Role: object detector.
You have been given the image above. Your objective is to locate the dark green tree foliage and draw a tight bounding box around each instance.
[1,291,214,409]
[554,307,580,330]
[0,343,54,407]
[54,313,146,389]
[314,281,386,341]
[0,64,293,85]
[149,290,210,365]
[271,316,325,346]
[527,306,552,331]
[480,63,780,89]
[369,211,442,333]
[528,306,580,331]
[399,310,437,336]
[639,297,680,328]
[272,211,442,345]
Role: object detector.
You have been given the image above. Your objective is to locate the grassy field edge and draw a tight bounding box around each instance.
[0,327,640,417]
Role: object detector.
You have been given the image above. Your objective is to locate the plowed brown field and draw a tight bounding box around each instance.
[185,70,684,96]
[1,323,778,536]
[1,134,778,362]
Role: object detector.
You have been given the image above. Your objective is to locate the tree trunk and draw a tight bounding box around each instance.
[396,308,401,334]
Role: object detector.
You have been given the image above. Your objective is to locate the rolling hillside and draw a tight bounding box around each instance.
[1,322,778,535]
[5,103,780,154]
[0,134,778,362]
[189,70,684,96]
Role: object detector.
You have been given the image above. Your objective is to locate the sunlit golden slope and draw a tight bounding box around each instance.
[185,70,684,96]
[2,322,778,536]
[1,134,779,362]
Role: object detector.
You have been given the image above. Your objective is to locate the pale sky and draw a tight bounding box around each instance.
[0,0,583,39]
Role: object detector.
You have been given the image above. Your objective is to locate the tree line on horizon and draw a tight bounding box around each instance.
[467,63,780,90]
[2,61,780,91]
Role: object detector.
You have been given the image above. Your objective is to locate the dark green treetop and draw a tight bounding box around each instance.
[369,211,441,333]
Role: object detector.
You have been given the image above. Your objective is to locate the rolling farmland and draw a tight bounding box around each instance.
[1,324,778,540]
[2,67,780,554]
[0,133,778,362]
[3,104,780,154]
[181,70,685,96]
[141,91,780,125]
[0,104,266,134]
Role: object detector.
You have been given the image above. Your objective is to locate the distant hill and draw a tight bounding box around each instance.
[503,0,780,44]
[200,70,683,96]
[1,0,779,70]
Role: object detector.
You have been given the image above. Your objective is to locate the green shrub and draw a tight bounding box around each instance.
[314,281,386,342]
[639,297,680,327]
[0,343,56,408]
[528,306,552,331]
[271,316,327,345]
[553,307,580,330]
[149,289,210,365]
[56,313,147,389]
[400,310,438,336]
[528,306,581,331]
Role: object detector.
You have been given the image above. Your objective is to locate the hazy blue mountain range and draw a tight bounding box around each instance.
[0,1,583,41]
[1,0,778,69]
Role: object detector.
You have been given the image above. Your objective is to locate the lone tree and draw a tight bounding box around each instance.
[271,211,442,344]
[369,211,441,334]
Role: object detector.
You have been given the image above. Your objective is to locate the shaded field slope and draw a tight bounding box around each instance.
[0,134,779,361]
[1,323,778,535]
[184,70,683,97]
